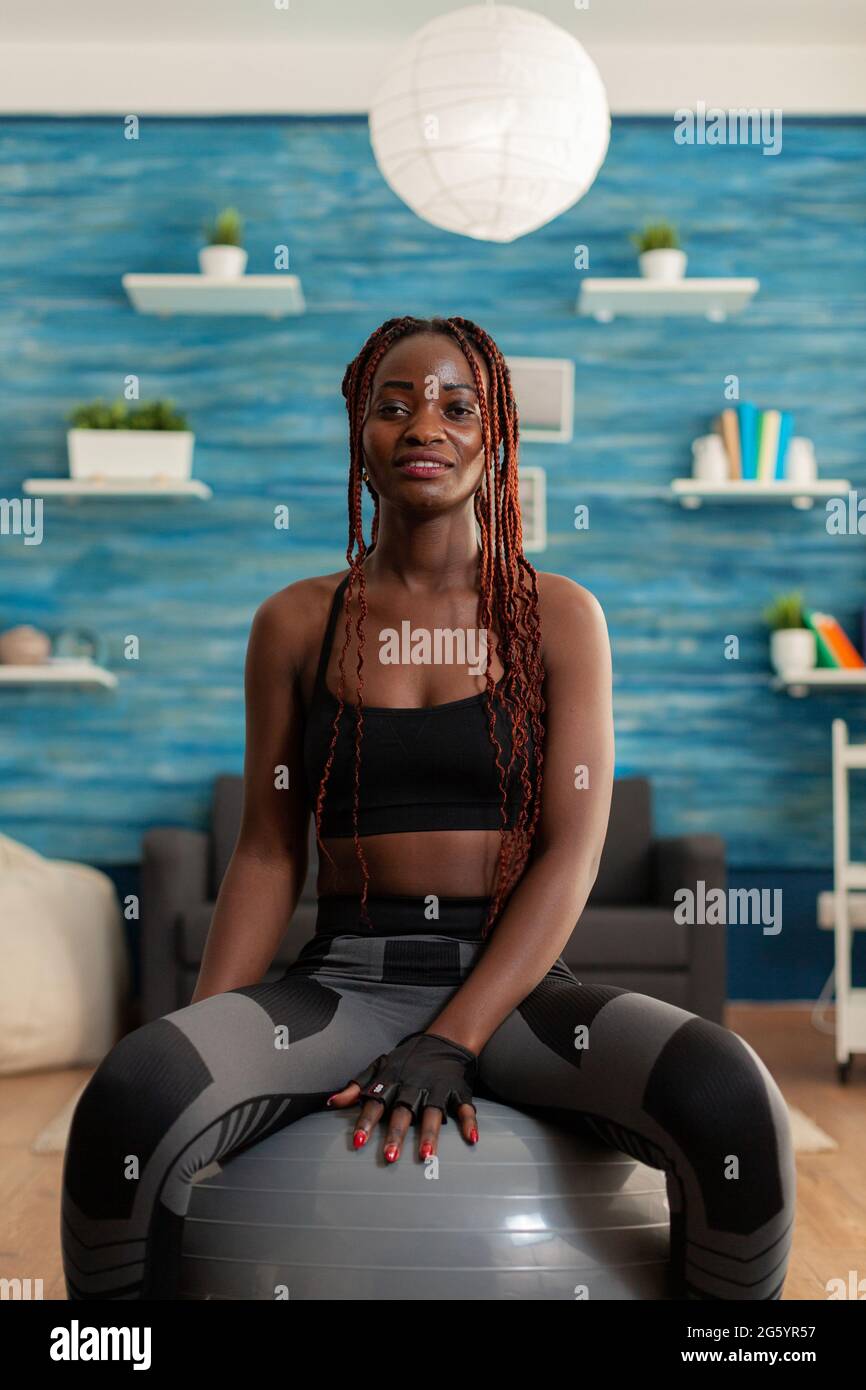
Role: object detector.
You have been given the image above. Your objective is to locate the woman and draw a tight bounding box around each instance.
[61,315,795,1301]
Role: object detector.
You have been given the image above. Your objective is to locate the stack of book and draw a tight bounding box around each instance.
[804,608,866,669]
[715,404,794,481]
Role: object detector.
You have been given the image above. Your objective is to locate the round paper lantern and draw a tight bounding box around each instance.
[368,3,610,244]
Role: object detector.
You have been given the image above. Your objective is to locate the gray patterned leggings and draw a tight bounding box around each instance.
[61,894,795,1300]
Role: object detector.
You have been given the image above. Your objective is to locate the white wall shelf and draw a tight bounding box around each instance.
[771,670,866,698]
[577,277,759,322]
[519,466,547,552]
[122,273,305,317]
[23,478,212,500]
[0,660,117,690]
[671,478,851,510]
[506,357,574,443]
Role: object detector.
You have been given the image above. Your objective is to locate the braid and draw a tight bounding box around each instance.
[316,315,546,938]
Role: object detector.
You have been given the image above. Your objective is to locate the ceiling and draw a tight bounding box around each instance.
[3,0,865,45]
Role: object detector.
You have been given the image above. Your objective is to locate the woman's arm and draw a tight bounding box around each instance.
[424,573,615,1052]
[192,588,311,1002]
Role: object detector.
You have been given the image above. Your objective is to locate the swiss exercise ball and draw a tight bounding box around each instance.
[178,1097,673,1300]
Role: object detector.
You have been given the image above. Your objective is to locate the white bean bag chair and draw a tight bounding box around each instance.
[0,833,130,1075]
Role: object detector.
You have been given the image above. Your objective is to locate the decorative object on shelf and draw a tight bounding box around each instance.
[0,625,51,665]
[803,609,865,671]
[735,402,759,478]
[53,628,108,666]
[672,404,835,508]
[577,278,758,322]
[717,409,741,476]
[734,403,795,482]
[785,437,818,485]
[690,434,729,483]
[66,399,194,482]
[763,592,816,677]
[505,357,574,443]
[199,206,247,278]
[631,221,686,282]
[703,404,799,482]
[368,4,610,243]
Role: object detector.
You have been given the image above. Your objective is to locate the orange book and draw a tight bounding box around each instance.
[812,612,866,669]
[717,408,742,479]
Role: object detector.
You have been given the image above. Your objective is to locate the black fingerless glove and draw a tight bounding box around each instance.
[351,1031,478,1123]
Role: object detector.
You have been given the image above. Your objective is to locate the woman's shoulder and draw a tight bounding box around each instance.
[534,569,605,621]
[247,570,352,672]
[533,570,609,670]
[255,569,351,621]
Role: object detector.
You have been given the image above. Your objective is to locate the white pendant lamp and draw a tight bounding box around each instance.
[368,2,610,244]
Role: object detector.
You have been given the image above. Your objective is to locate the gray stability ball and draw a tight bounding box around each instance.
[178,1097,673,1300]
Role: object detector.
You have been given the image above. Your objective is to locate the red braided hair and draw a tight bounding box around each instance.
[314,315,545,939]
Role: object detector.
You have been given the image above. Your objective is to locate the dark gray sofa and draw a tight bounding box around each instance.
[141,775,726,1026]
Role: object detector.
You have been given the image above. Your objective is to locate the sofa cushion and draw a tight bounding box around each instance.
[210,778,320,901]
[0,833,129,1073]
[210,776,244,896]
[176,900,319,970]
[561,905,690,970]
[589,777,653,905]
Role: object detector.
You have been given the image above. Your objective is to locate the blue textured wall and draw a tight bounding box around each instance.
[1,116,865,998]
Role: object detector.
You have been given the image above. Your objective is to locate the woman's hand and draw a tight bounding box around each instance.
[326,1031,480,1163]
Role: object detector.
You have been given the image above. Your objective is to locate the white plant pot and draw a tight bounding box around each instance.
[770,628,816,677]
[198,245,248,278]
[67,429,195,481]
[638,249,687,282]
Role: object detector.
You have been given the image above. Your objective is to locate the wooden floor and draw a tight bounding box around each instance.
[1,1004,862,1301]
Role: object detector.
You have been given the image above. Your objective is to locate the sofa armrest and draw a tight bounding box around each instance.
[652,833,725,905]
[141,827,210,1023]
[651,833,727,1023]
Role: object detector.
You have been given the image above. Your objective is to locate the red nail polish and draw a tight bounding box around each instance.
[419,1142,433,1160]
[326,1095,338,1107]
[469,1128,479,1144]
[384,1144,399,1163]
[353,1131,367,1149]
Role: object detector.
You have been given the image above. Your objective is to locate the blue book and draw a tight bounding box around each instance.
[736,402,759,479]
[775,410,794,479]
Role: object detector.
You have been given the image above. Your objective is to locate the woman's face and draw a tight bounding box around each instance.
[360,332,490,512]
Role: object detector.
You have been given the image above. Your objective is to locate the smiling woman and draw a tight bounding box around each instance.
[304,318,550,932]
[61,316,795,1305]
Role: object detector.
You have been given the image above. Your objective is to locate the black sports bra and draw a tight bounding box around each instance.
[302,573,537,838]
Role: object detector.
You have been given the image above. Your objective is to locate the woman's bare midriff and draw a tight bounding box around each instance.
[314,827,504,898]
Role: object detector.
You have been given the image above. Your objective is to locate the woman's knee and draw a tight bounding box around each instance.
[64,1013,216,1221]
[643,1015,794,1233]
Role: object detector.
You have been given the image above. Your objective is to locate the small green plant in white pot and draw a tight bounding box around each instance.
[631,222,687,282]
[67,400,194,481]
[763,591,816,677]
[199,206,247,278]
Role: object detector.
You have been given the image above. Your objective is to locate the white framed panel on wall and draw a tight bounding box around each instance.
[518,466,547,553]
[507,357,575,443]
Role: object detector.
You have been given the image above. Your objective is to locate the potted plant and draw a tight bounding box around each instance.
[199,206,247,278]
[763,591,816,676]
[67,400,194,481]
[631,221,687,282]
